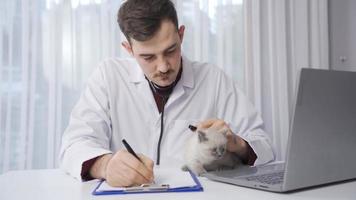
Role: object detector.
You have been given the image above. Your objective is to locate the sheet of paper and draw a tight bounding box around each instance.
[153,166,196,188]
[96,167,196,192]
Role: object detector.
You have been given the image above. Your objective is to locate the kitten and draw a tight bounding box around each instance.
[182,126,241,176]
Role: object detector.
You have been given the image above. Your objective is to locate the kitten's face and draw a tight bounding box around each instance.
[209,144,226,159]
[197,128,228,160]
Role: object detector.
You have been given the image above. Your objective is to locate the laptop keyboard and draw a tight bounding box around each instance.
[244,171,284,185]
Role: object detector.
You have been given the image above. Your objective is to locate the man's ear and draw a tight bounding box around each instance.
[121,41,133,56]
[178,25,185,43]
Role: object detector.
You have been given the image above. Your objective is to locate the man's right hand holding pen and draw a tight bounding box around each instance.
[88,150,154,187]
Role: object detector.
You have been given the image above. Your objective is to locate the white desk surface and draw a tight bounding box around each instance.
[0,169,355,200]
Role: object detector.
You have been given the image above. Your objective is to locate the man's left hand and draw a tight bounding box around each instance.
[197,119,253,163]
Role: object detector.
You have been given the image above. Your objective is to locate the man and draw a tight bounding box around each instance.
[59,0,274,187]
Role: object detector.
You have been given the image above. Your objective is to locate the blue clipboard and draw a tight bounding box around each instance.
[92,170,203,195]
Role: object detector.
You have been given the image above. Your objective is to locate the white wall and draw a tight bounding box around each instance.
[329,0,356,71]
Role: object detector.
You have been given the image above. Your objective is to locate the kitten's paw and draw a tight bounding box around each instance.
[184,163,207,176]
[197,170,207,176]
[181,165,189,171]
[191,167,207,176]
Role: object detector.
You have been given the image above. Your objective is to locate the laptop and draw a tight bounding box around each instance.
[204,68,356,192]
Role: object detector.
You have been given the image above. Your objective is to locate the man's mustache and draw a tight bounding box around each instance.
[153,70,174,78]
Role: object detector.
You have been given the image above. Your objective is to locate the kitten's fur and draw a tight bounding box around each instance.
[182,126,241,176]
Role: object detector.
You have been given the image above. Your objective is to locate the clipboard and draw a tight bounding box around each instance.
[92,170,203,195]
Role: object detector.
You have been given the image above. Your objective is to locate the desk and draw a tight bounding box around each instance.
[0,169,355,200]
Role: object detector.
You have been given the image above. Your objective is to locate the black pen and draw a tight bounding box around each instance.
[122,139,142,162]
[122,139,155,183]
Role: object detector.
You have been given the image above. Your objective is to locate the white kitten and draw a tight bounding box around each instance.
[182,126,241,176]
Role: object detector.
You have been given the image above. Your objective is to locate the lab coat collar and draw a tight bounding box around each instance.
[130,62,146,83]
[181,55,194,89]
[129,55,195,89]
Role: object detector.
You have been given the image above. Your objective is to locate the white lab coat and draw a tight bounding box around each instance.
[59,56,275,180]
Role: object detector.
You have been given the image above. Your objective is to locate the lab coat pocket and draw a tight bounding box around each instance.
[165,119,201,162]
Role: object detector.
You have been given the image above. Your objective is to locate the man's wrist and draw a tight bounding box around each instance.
[233,136,249,157]
[89,154,112,179]
[229,135,257,165]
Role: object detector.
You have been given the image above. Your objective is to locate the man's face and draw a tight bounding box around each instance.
[123,20,185,87]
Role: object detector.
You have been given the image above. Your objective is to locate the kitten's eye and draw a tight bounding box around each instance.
[211,147,218,154]
[210,148,218,156]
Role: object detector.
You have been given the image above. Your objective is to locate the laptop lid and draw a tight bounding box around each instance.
[283,68,356,191]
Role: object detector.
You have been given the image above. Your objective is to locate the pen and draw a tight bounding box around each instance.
[122,139,155,184]
[188,125,197,132]
[122,139,142,162]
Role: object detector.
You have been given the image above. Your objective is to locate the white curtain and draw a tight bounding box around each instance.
[243,0,329,161]
[0,0,124,174]
[174,0,245,87]
[0,0,245,174]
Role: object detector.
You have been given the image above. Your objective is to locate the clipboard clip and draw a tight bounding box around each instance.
[124,183,170,192]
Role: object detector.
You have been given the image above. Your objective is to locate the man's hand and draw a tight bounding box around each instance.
[197,119,256,164]
[89,150,154,187]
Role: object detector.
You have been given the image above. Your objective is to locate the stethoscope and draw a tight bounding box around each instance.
[146,77,176,165]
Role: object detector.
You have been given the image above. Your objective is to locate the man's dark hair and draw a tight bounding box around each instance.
[117,0,179,43]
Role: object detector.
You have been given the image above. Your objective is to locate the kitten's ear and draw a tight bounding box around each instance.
[220,127,229,137]
[198,131,208,143]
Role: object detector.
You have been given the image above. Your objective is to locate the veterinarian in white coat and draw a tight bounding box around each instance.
[59,0,274,187]
[59,55,274,181]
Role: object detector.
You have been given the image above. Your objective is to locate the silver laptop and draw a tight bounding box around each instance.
[204,68,356,192]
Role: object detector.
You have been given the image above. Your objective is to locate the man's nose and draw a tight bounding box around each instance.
[157,57,169,73]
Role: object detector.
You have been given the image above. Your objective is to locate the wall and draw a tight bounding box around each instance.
[329,0,356,71]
